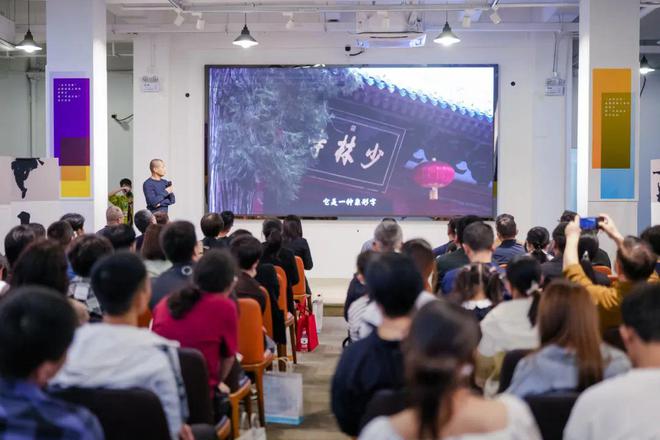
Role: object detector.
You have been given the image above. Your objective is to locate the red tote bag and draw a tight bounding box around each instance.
[296,299,319,352]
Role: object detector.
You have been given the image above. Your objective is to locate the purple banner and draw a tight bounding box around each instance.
[53,78,90,165]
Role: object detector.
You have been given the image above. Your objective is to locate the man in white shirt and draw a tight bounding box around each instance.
[564,283,660,440]
[50,252,193,440]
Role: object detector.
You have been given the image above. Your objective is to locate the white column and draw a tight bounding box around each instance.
[576,0,640,241]
[46,0,107,231]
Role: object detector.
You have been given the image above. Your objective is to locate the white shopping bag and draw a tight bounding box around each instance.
[264,359,303,425]
[237,413,267,440]
[312,294,323,332]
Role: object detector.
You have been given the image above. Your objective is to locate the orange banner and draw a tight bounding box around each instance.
[592,68,631,169]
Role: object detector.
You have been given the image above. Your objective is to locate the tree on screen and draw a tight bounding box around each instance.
[208,67,362,213]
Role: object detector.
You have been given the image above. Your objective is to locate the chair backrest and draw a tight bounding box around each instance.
[138,308,152,328]
[525,392,580,440]
[238,298,266,364]
[359,389,408,432]
[178,348,214,425]
[50,387,171,440]
[260,286,274,338]
[593,265,612,275]
[274,266,288,315]
[497,349,532,393]
[292,256,306,297]
[602,326,626,351]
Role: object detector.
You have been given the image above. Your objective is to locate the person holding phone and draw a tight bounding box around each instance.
[143,159,176,214]
[562,214,657,331]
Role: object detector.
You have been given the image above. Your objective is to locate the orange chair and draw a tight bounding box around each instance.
[238,298,273,427]
[274,266,297,365]
[260,286,274,339]
[292,256,306,302]
[594,265,613,276]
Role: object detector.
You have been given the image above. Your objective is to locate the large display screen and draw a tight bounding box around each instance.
[206,65,497,217]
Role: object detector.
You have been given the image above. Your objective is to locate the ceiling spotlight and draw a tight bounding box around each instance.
[283,12,295,30]
[233,14,259,48]
[640,55,655,75]
[489,9,502,25]
[434,21,460,47]
[196,15,205,31]
[16,0,41,53]
[462,10,472,28]
[174,11,185,27]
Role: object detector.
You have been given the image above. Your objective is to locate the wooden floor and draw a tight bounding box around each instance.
[266,316,347,440]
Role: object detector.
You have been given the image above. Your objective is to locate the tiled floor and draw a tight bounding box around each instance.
[266,317,347,440]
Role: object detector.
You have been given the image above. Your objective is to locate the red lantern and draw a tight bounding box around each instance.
[413,158,455,200]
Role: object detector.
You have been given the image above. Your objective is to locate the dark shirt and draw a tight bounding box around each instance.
[255,264,286,345]
[283,238,314,270]
[344,274,368,321]
[136,234,145,252]
[432,240,454,258]
[435,247,469,292]
[235,272,267,313]
[143,178,175,213]
[656,262,660,276]
[331,332,404,437]
[202,236,229,251]
[150,262,194,310]
[0,378,103,440]
[542,257,611,287]
[441,262,503,295]
[593,248,612,268]
[493,240,526,265]
[260,245,299,314]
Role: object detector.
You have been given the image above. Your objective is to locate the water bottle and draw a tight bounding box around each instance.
[300,328,308,352]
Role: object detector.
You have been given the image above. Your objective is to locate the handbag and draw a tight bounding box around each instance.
[296,299,319,352]
[264,359,304,425]
[237,413,267,440]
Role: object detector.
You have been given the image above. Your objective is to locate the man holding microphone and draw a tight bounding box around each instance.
[143,159,176,214]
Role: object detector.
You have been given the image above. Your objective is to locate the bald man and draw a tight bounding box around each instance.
[143,159,175,214]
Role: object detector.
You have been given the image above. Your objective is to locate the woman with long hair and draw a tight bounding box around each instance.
[401,239,438,293]
[525,227,550,264]
[261,218,299,314]
[449,263,504,321]
[360,301,541,440]
[141,224,171,277]
[282,214,313,270]
[507,280,630,396]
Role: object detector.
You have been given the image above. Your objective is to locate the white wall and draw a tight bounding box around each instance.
[132,30,571,279]
[107,71,134,189]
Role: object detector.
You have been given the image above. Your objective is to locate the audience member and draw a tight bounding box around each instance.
[200,213,227,251]
[507,280,630,397]
[60,213,85,237]
[99,224,136,251]
[332,253,422,437]
[476,256,542,394]
[51,252,192,440]
[4,225,37,271]
[436,215,481,289]
[283,215,313,270]
[558,211,611,267]
[230,235,267,312]
[134,209,155,251]
[432,217,458,257]
[346,251,377,342]
[525,226,550,264]
[97,206,124,235]
[401,239,437,292]
[577,232,612,286]
[541,222,568,284]
[564,283,660,439]
[47,220,75,249]
[373,219,403,252]
[563,214,656,330]
[150,221,199,309]
[26,223,45,239]
[640,224,660,276]
[0,287,103,439]
[450,263,503,321]
[67,234,114,321]
[141,224,172,278]
[154,211,170,225]
[360,301,542,440]
[441,222,498,294]
[261,218,299,314]
[493,214,525,265]
[360,218,397,253]
[219,210,235,242]
[152,250,239,397]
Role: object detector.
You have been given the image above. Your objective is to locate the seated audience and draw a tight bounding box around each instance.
[432,217,458,257]
[332,253,422,437]
[200,213,227,251]
[401,239,437,292]
[373,219,403,253]
[541,222,568,284]
[360,218,398,253]
[450,263,504,321]
[99,224,136,251]
[360,301,542,440]
[3,225,37,274]
[436,215,481,290]
[141,224,172,278]
[60,213,86,237]
[564,283,660,440]
[577,232,612,286]
[283,215,314,270]
[150,221,199,309]
[346,251,377,342]
[442,222,499,294]
[152,250,238,397]
[51,252,192,440]
[219,210,235,245]
[563,214,657,330]
[26,223,46,239]
[47,220,75,249]
[154,211,170,225]
[230,235,267,312]
[476,256,542,394]
[640,224,660,276]
[560,210,612,267]
[525,226,550,264]
[507,280,630,397]
[261,218,299,314]
[0,287,103,439]
[67,234,114,321]
[134,209,155,251]
[97,206,124,235]
[493,214,525,265]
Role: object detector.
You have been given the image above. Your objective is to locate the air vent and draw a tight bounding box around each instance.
[355,32,427,49]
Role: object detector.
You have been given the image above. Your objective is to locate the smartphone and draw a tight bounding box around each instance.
[166,181,172,187]
[580,216,603,231]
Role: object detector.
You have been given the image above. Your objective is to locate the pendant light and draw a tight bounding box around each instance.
[640,55,655,75]
[434,8,460,47]
[16,0,42,53]
[233,13,259,48]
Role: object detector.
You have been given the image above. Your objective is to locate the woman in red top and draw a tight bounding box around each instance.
[152,249,238,394]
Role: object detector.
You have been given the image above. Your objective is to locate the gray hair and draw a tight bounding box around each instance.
[374,220,403,252]
[106,205,124,223]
